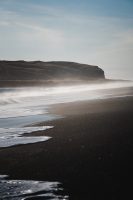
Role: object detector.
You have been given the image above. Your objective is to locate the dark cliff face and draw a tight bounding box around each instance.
[0,61,105,82]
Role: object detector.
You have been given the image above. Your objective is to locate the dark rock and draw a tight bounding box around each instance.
[0,60,105,81]
[0,61,105,87]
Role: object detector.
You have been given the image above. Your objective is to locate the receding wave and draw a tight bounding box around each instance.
[0,175,69,200]
[0,126,53,148]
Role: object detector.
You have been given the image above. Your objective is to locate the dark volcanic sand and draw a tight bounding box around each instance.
[0,97,133,199]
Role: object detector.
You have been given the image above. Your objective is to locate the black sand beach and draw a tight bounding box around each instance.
[0,96,133,199]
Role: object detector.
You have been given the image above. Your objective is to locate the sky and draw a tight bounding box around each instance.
[0,0,133,80]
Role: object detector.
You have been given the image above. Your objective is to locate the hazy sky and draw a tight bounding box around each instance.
[0,0,133,80]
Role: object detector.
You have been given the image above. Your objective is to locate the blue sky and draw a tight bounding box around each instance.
[0,0,133,80]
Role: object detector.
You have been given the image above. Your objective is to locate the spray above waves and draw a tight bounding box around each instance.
[0,81,133,108]
[0,81,133,123]
[0,81,133,102]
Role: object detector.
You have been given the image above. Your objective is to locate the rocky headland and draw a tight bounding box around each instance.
[0,60,105,87]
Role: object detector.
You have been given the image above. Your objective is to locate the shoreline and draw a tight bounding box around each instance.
[0,79,132,88]
[0,96,133,199]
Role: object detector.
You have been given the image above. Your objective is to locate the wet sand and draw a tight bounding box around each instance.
[0,96,133,199]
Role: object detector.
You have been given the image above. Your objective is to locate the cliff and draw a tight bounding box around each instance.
[0,61,105,86]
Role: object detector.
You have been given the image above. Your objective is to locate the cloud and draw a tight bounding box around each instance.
[0,3,65,46]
